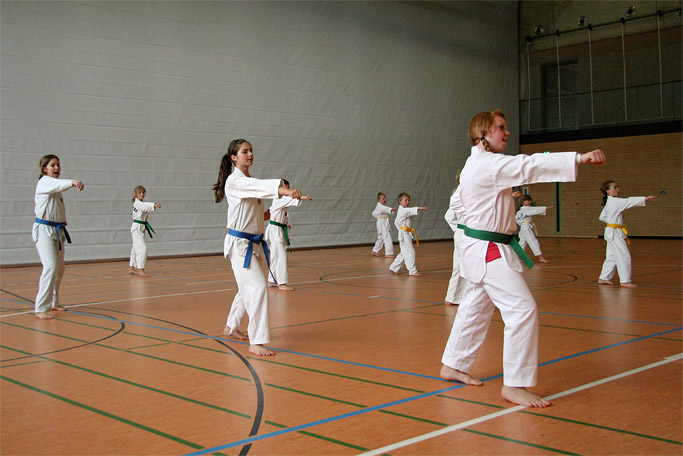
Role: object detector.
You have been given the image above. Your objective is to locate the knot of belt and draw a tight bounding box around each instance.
[133,219,156,238]
[606,223,629,245]
[400,226,419,246]
[228,229,271,269]
[269,220,290,246]
[35,218,71,250]
[463,225,533,269]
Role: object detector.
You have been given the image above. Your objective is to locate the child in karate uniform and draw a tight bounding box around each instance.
[515,194,552,263]
[389,193,427,276]
[440,110,606,408]
[598,180,656,287]
[371,192,396,257]
[213,139,303,356]
[33,154,84,320]
[129,185,161,277]
[444,187,467,305]
[265,179,312,291]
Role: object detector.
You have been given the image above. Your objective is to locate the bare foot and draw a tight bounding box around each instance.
[249,344,276,356]
[129,267,137,275]
[409,273,423,277]
[35,312,53,320]
[371,251,380,257]
[598,279,614,285]
[223,325,248,340]
[440,365,483,385]
[390,269,401,275]
[51,305,68,312]
[385,254,395,258]
[267,282,278,288]
[445,301,459,306]
[136,269,150,277]
[621,282,638,288]
[539,256,549,263]
[278,284,295,291]
[501,386,550,408]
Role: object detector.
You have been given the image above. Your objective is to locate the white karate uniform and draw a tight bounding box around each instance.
[130,198,158,269]
[389,206,421,275]
[444,199,467,304]
[598,195,646,284]
[223,168,281,345]
[371,202,394,255]
[33,176,74,313]
[515,206,548,256]
[442,145,578,387]
[265,196,301,285]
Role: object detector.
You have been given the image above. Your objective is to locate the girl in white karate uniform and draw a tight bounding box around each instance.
[598,180,656,287]
[440,110,606,408]
[371,192,396,257]
[213,139,303,356]
[265,179,312,291]
[32,154,84,320]
[515,194,553,263]
[129,185,161,277]
[389,193,428,276]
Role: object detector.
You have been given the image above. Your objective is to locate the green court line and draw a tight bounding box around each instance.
[0,321,251,382]
[249,357,425,393]
[522,411,683,446]
[0,374,207,451]
[1,344,252,419]
[270,302,442,330]
[265,420,369,451]
[265,383,367,408]
[439,393,682,446]
[402,311,642,337]
[461,428,582,455]
[1,359,47,368]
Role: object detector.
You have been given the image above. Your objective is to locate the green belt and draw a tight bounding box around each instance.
[133,219,156,238]
[456,224,465,230]
[463,226,533,269]
[269,220,289,246]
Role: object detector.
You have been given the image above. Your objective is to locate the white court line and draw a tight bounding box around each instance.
[358,353,683,456]
[0,271,397,318]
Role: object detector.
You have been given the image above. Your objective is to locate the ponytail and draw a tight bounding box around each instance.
[213,139,248,203]
[600,179,615,206]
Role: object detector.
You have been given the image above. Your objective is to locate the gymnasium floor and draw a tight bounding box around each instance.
[1,238,681,455]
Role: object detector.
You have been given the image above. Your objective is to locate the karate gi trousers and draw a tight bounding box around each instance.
[441,257,538,387]
[34,229,66,313]
[225,244,270,345]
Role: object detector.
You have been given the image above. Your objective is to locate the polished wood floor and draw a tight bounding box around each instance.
[1,238,681,455]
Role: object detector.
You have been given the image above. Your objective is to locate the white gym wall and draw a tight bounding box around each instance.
[0,1,518,265]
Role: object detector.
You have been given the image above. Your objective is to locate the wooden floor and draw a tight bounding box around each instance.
[1,238,681,456]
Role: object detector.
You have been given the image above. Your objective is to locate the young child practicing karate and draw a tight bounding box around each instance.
[598,180,656,287]
[515,194,553,263]
[265,179,312,291]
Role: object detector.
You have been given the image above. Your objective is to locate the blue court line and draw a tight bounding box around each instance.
[59,310,444,381]
[184,325,682,456]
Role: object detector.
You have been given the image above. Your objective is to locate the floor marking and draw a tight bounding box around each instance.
[181,332,681,456]
[357,353,683,456]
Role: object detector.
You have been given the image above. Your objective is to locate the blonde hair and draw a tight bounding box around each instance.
[397,192,410,203]
[468,110,505,151]
[132,185,146,202]
[377,192,386,201]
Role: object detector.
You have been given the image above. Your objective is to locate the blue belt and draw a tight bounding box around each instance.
[228,229,271,269]
[35,218,71,251]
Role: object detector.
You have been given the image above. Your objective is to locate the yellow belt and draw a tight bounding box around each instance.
[377,216,389,219]
[400,226,419,246]
[522,221,538,236]
[606,223,629,245]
